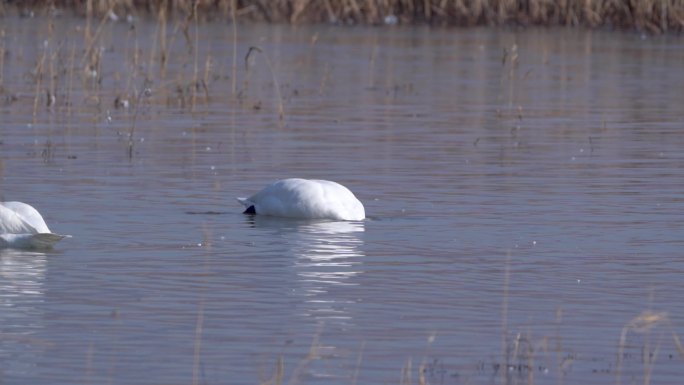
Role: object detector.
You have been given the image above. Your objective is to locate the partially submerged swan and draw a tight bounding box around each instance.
[237,178,365,221]
[0,202,69,249]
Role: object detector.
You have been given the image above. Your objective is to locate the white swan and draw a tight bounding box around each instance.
[237,178,365,221]
[0,202,69,249]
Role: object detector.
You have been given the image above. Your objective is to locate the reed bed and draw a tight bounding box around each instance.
[4,0,684,33]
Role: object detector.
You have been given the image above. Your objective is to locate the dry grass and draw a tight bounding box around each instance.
[2,0,253,159]
[244,46,285,122]
[616,310,684,385]
[254,312,684,385]
[5,0,684,33]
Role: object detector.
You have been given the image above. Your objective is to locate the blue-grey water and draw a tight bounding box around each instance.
[1,15,683,385]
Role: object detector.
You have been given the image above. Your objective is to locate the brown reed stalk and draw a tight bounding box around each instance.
[158,0,169,77]
[318,62,330,95]
[0,29,5,89]
[46,18,59,109]
[65,41,76,115]
[147,7,161,82]
[290,0,310,23]
[400,357,412,385]
[127,81,152,159]
[615,311,668,385]
[85,0,92,48]
[617,308,684,385]
[180,4,194,56]
[231,0,238,96]
[260,357,284,385]
[32,44,47,122]
[500,249,512,385]
[368,43,378,88]
[125,15,139,100]
[351,341,365,385]
[191,302,204,385]
[323,0,336,22]
[201,52,212,102]
[80,4,115,93]
[245,46,285,121]
[191,0,199,111]
[47,50,57,109]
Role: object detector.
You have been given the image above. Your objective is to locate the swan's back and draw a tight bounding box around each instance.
[0,201,51,234]
[0,202,67,249]
[238,179,365,221]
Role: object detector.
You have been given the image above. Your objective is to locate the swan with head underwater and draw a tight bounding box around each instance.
[0,201,70,249]
[237,178,365,221]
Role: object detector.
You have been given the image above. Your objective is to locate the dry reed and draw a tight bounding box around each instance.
[192,301,205,385]
[5,0,684,33]
[64,39,77,115]
[616,310,684,385]
[156,0,169,78]
[31,37,47,121]
[245,46,285,121]
[0,29,5,90]
[127,81,152,159]
[230,0,238,96]
[500,249,512,384]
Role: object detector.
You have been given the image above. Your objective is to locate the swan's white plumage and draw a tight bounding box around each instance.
[237,179,365,221]
[0,202,68,249]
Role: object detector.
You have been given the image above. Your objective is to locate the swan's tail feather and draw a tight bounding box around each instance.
[29,233,70,249]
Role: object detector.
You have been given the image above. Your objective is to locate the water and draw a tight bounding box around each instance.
[1,16,683,384]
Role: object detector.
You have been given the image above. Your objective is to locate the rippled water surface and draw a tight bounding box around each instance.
[1,16,683,385]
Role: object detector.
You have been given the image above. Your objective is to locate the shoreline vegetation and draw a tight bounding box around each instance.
[1,0,683,33]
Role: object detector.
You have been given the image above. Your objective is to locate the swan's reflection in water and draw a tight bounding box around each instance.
[247,217,365,380]
[290,220,365,324]
[248,216,365,325]
[288,220,365,381]
[0,249,47,376]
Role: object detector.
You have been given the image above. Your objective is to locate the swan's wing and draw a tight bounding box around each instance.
[2,202,52,233]
[0,202,43,234]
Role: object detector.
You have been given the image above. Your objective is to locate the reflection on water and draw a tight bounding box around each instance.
[248,217,365,325]
[246,217,365,381]
[0,249,47,376]
[291,220,364,323]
